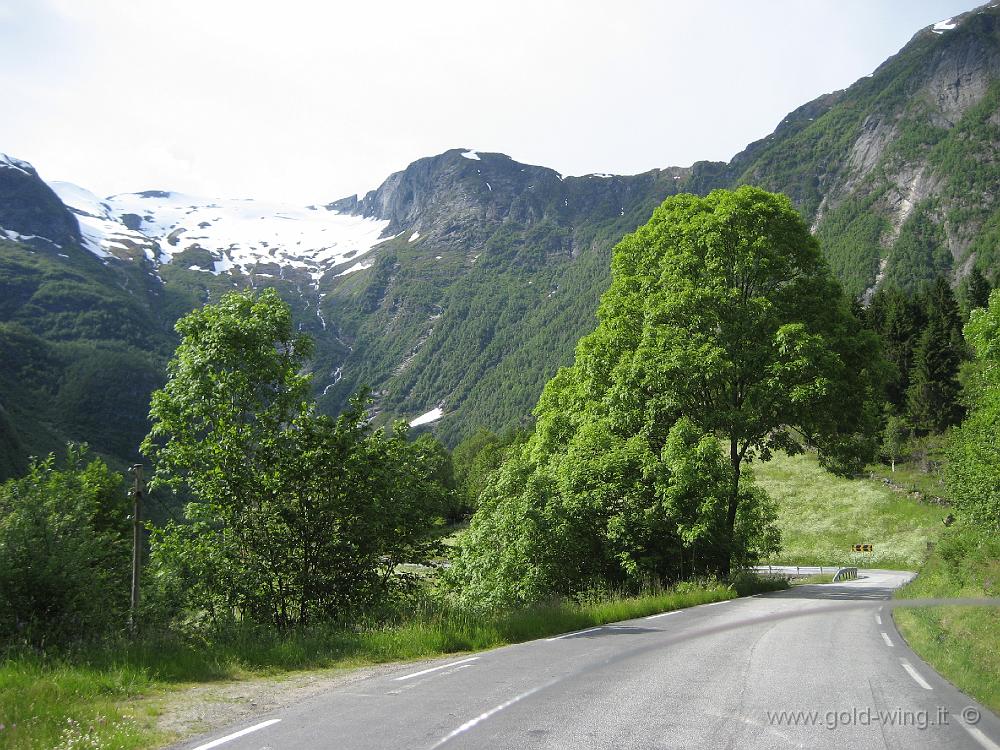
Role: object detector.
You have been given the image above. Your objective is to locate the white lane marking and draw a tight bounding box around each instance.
[881,632,894,647]
[394,657,479,681]
[644,610,681,620]
[429,683,551,749]
[964,724,1000,750]
[704,600,727,606]
[191,719,281,750]
[900,660,933,690]
[875,614,882,625]
[545,626,603,641]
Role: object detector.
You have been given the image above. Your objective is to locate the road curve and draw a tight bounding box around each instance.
[175,570,1000,750]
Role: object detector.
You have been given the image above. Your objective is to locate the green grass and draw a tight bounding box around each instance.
[0,659,158,749]
[894,522,1000,714]
[0,576,786,749]
[790,573,834,585]
[755,452,948,569]
[866,462,951,502]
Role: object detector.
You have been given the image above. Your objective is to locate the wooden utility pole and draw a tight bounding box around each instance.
[129,464,144,633]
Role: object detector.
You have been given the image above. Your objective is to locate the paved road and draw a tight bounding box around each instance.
[178,570,1000,750]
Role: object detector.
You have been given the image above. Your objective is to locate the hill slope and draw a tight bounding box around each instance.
[1,4,998,473]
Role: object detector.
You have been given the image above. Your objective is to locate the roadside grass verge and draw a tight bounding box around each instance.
[0,575,786,749]
[790,574,834,585]
[754,451,947,569]
[894,522,1000,714]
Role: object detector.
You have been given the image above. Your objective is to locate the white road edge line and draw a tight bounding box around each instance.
[644,610,681,620]
[900,660,933,690]
[875,614,882,625]
[429,683,551,749]
[545,626,603,641]
[394,657,480,681]
[880,632,894,647]
[191,719,281,750]
[964,724,1000,750]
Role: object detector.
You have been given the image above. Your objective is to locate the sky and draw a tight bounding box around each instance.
[0,0,980,203]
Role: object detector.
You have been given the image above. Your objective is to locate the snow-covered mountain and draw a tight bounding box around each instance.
[50,182,393,282]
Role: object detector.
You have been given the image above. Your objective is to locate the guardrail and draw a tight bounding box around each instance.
[833,567,858,582]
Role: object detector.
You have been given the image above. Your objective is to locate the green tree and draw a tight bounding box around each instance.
[0,446,128,645]
[596,187,883,570]
[906,314,964,434]
[142,289,447,627]
[449,188,883,603]
[451,428,526,517]
[867,287,922,409]
[947,288,1000,530]
[882,413,908,472]
[964,267,992,315]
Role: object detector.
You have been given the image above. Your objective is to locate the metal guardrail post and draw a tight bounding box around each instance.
[833,567,858,582]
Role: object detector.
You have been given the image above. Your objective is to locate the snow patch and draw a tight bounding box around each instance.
[409,231,420,242]
[409,407,443,427]
[0,153,33,175]
[335,260,374,277]
[932,17,957,32]
[460,150,481,161]
[52,183,392,278]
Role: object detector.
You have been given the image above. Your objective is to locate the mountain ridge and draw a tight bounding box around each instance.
[0,2,998,474]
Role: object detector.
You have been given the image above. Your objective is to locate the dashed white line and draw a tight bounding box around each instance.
[964,724,1000,750]
[900,660,932,690]
[191,719,281,750]
[644,610,681,620]
[545,627,603,641]
[875,614,882,625]
[881,632,894,647]
[394,657,480,681]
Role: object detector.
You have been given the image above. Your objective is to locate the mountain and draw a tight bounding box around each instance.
[688,2,1000,298]
[0,3,998,476]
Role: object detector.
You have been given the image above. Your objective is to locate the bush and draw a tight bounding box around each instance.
[0,447,129,646]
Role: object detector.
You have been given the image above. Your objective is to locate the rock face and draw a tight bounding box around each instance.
[0,154,80,249]
[696,3,1000,297]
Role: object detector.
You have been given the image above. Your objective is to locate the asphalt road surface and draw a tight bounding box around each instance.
[177,570,1000,750]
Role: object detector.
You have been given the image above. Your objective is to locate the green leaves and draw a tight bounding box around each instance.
[0,446,129,645]
[947,289,1000,531]
[449,187,883,605]
[142,289,449,628]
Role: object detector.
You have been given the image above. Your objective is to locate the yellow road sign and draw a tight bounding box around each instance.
[852,544,874,552]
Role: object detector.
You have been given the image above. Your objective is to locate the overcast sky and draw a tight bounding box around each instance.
[0,0,979,203]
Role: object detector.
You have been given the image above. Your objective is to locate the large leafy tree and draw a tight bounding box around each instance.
[587,187,882,569]
[947,289,1000,530]
[449,187,884,603]
[143,289,446,627]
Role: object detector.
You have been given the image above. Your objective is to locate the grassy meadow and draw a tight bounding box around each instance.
[755,452,948,569]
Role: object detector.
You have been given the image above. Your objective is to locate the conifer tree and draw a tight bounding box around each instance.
[906,312,964,433]
[965,267,991,314]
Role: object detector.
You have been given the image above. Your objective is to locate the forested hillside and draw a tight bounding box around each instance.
[0,4,998,474]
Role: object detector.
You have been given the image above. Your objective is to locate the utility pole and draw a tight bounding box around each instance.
[129,464,144,633]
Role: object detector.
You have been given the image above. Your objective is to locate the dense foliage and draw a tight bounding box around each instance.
[947,288,1000,530]
[0,447,129,645]
[447,188,884,607]
[862,275,982,444]
[142,289,450,628]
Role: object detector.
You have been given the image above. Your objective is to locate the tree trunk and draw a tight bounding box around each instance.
[722,438,742,577]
